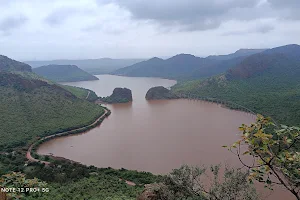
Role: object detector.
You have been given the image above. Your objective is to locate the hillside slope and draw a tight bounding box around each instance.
[172,44,300,125]
[112,49,265,80]
[0,56,104,149]
[0,55,32,72]
[33,65,98,82]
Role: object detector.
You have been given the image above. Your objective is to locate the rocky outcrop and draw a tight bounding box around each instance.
[100,87,132,103]
[145,86,178,100]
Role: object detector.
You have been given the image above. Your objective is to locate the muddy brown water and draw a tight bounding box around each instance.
[38,75,294,200]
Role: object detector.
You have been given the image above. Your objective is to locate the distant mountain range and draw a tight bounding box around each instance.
[112,49,267,80]
[172,44,300,125]
[33,64,99,82]
[25,58,145,75]
[206,49,267,60]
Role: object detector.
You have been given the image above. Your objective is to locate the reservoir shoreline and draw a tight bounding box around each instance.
[36,75,290,199]
[27,108,110,164]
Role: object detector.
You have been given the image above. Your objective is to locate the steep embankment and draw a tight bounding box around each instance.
[172,44,300,126]
[33,64,99,82]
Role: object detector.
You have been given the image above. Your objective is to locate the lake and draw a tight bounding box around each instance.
[38,75,293,200]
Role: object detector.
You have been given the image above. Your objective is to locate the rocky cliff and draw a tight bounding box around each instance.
[145,86,178,100]
[100,87,132,103]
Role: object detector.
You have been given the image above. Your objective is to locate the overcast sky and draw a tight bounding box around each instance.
[0,0,299,60]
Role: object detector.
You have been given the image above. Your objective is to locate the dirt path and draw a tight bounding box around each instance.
[26,109,108,165]
[85,91,90,99]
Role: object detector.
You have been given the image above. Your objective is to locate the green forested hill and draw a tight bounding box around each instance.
[0,55,32,72]
[172,44,300,126]
[0,72,104,149]
[61,85,98,102]
[33,64,99,82]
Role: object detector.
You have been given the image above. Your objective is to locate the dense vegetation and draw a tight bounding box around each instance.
[173,44,300,126]
[0,152,160,200]
[0,72,104,149]
[137,165,258,200]
[61,85,98,102]
[227,115,300,199]
[33,64,98,82]
[0,55,32,72]
[100,87,133,103]
[112,49,266,80]
[26,58,144,74]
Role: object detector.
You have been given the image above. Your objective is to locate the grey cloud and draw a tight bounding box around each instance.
[45,7,79,25]
[222,24,275,36]
[45,6,95,26]
[83,23,125,35]
[268,0,300,19]
[256,24,275,33]
[269,0,300,8]
[0,15,28,34]
[106,0,261,31]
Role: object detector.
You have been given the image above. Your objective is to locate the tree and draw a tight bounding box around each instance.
[0,172,47,199]
[226,114,300,199]
[138,165,258,200]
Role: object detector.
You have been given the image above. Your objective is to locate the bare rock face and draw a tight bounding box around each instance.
[99,87,133,103]
[145,86,178,100]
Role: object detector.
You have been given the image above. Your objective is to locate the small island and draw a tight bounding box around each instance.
[145,86,179,100]
[99,88,133,103]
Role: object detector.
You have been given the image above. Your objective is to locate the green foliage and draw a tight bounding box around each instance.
[33,65,98,82]
[61,85,98,101]
[0,172,47,199]
[172,63,300,126]
[0,55,32,72]
[140,165,258,200]
[0,73,104,149]
[26,175,141,200]
[172,44,300,126]
[227,115,300,199]
[0,152,158,200]
[100,96,131,103]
